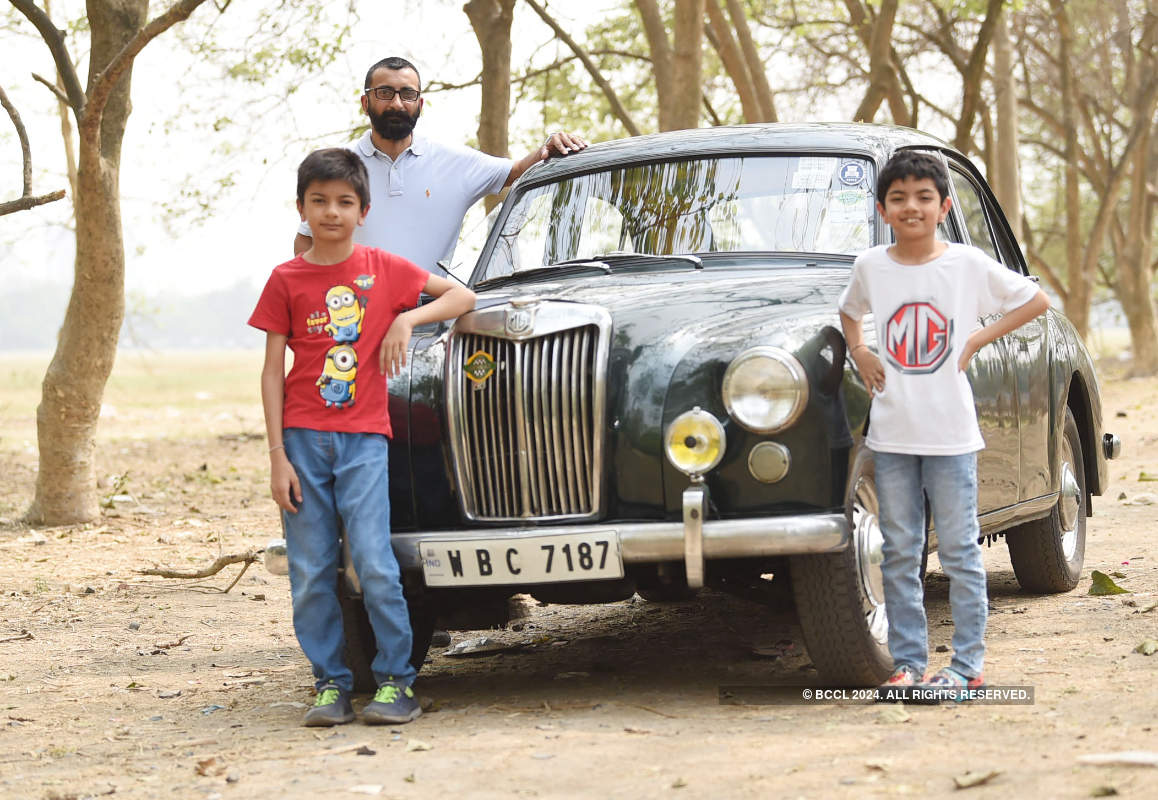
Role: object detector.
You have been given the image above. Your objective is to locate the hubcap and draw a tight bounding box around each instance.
[1059,437,1081,560]
[851,476,888,644]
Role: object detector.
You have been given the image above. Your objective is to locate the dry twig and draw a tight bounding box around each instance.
[138,548,262,593]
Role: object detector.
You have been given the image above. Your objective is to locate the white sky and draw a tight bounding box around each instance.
[0,1,613,296]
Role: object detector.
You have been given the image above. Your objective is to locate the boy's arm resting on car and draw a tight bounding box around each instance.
[380,274,477,377]
[840,310,886,397]
[261,331,302,513]
[958,289,1050,372]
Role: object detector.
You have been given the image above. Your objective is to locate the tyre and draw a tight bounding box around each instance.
[790,449,892,686]
[1006,406,1086,593]
[339,581,437,694]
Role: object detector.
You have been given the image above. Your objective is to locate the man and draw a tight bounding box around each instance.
[294,56,588,276]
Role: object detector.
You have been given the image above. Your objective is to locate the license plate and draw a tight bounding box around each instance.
[419,531,623,587]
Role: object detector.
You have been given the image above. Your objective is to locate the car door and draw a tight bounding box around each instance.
[942,158,1022,513]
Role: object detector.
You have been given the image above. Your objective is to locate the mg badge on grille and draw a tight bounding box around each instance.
[463,350,497,385]
[505,308,534,336]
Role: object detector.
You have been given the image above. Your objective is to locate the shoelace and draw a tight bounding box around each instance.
[374,685,401,703]
[315,688,340,706]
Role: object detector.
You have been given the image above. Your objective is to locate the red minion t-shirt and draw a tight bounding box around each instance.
[248,245,429,437]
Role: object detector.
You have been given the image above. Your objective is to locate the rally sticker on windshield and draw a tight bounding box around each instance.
[792,157,838,190]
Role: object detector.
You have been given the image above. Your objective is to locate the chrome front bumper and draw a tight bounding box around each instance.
[265,508,850,582]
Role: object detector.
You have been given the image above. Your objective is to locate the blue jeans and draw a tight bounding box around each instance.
[873,450,987,678]
[282,428,415,691]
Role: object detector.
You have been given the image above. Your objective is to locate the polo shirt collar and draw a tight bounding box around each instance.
[357,131,427,159]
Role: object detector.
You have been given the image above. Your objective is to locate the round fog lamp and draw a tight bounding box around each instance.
[665,407,725,476]
[748,442,791,483]
[722,347,808,433]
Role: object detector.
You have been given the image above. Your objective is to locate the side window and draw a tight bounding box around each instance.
[949,167,1000,262]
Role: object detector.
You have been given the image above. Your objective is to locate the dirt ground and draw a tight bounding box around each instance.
[1,352,1157,800]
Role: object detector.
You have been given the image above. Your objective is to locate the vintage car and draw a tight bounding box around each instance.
[267,123,1120,689]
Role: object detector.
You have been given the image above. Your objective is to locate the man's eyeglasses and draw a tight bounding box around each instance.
[365,86,420,103]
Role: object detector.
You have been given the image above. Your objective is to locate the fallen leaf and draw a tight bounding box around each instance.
[1138,471,1158,482]
[877,705,911,724]
[347,786,383,796]
[405,739,433,752]
[1133,639,1158,656]
[865,759,891,772]
[195,756,225,777]
[1090,786,1119,797]
[1089,571,1129,596]
[1142,602,1158,614]
[953,770,1001,789]
[1110,571,1127,579]
[624,726,653,734]
[672,777,688,788]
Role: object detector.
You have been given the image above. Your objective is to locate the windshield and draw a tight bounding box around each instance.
[481,155,877,283]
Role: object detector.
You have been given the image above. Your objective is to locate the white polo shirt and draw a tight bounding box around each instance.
[299,132,512,276]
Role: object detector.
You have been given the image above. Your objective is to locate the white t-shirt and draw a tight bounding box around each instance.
[838,243,1039,456]
[299,132,512,275]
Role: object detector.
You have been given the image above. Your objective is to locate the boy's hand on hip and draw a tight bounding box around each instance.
[958,332,983,372]
[852,348,886,397]
[380,315,414,377]
[270,451,302,513]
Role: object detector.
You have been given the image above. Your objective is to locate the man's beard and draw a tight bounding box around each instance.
[369,107,419,141]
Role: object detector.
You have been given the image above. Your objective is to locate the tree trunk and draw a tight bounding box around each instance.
[725,0,775,121]
[465,0,515,212]
[669,0,704,130]
[635,0,675,131]
[851,0,899,123]
[991,5,1022,239]
[951,0,1003,154]
[1050,0,1089,338]
[704,0,760,123]
[28,0,147,524]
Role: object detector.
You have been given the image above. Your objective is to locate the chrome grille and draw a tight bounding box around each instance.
[448,304,608,522]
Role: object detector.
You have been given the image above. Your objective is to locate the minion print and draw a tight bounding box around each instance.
[317,344,357,408]
[323,285,364,343]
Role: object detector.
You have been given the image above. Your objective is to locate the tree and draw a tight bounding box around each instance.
[466,0,517,211]
[10,0,215,524]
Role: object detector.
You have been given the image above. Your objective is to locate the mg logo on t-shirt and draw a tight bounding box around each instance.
[884,302,954,373]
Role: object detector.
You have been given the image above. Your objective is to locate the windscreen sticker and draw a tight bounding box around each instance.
[827,190,871,224]
[792,157,838,190]
[838,162,866,186]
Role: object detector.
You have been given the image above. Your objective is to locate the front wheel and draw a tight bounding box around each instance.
[790,449,892,686]
[1006,406,1086,593]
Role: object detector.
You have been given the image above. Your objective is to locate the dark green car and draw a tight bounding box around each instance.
[272,123,1119,688]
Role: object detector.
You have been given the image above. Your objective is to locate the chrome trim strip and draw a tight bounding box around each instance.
[390,513,850,572]
[683,485,708,589]
[979,492,1058,535]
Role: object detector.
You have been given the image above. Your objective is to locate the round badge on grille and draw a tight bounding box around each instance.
[506,308,534,335]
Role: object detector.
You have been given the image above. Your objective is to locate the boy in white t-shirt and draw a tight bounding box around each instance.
[838,151,1049,695]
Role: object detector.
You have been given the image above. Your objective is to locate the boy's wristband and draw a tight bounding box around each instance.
[269,444,285,453]
[851,344,870,354]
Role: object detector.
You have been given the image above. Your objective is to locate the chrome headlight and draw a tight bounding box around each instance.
[665,407,725,477]
[722,346,809,433]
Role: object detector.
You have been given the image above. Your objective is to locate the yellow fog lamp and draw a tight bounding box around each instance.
[665,407,726,477]
[722,346,809,433]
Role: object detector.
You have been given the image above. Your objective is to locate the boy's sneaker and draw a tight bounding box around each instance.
[876,665,922,702]
[303,684,355,727]
[917,667,985,704]
[362,680,422,725]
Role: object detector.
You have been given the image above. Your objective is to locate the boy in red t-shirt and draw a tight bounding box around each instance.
[249,148,475,726]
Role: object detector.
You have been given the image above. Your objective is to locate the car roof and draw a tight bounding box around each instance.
[524,122,952,184]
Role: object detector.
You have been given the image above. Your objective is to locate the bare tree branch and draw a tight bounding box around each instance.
[523,0,641,136]
[0,82,66,216]
[31,71,70,106]
[83,0,214,135]
[9,0,86,118]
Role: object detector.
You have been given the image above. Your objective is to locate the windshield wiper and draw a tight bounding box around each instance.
[586,252,703,269]
[475,261,611,289]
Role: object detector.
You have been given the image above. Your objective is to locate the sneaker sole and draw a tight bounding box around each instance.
[362,706,422,725]
[303,711,356,727]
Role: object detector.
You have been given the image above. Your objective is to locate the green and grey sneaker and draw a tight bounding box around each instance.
[303,683,355,727]
[362,679,422,725]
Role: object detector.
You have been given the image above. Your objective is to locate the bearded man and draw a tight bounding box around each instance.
[294,56,587,276]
